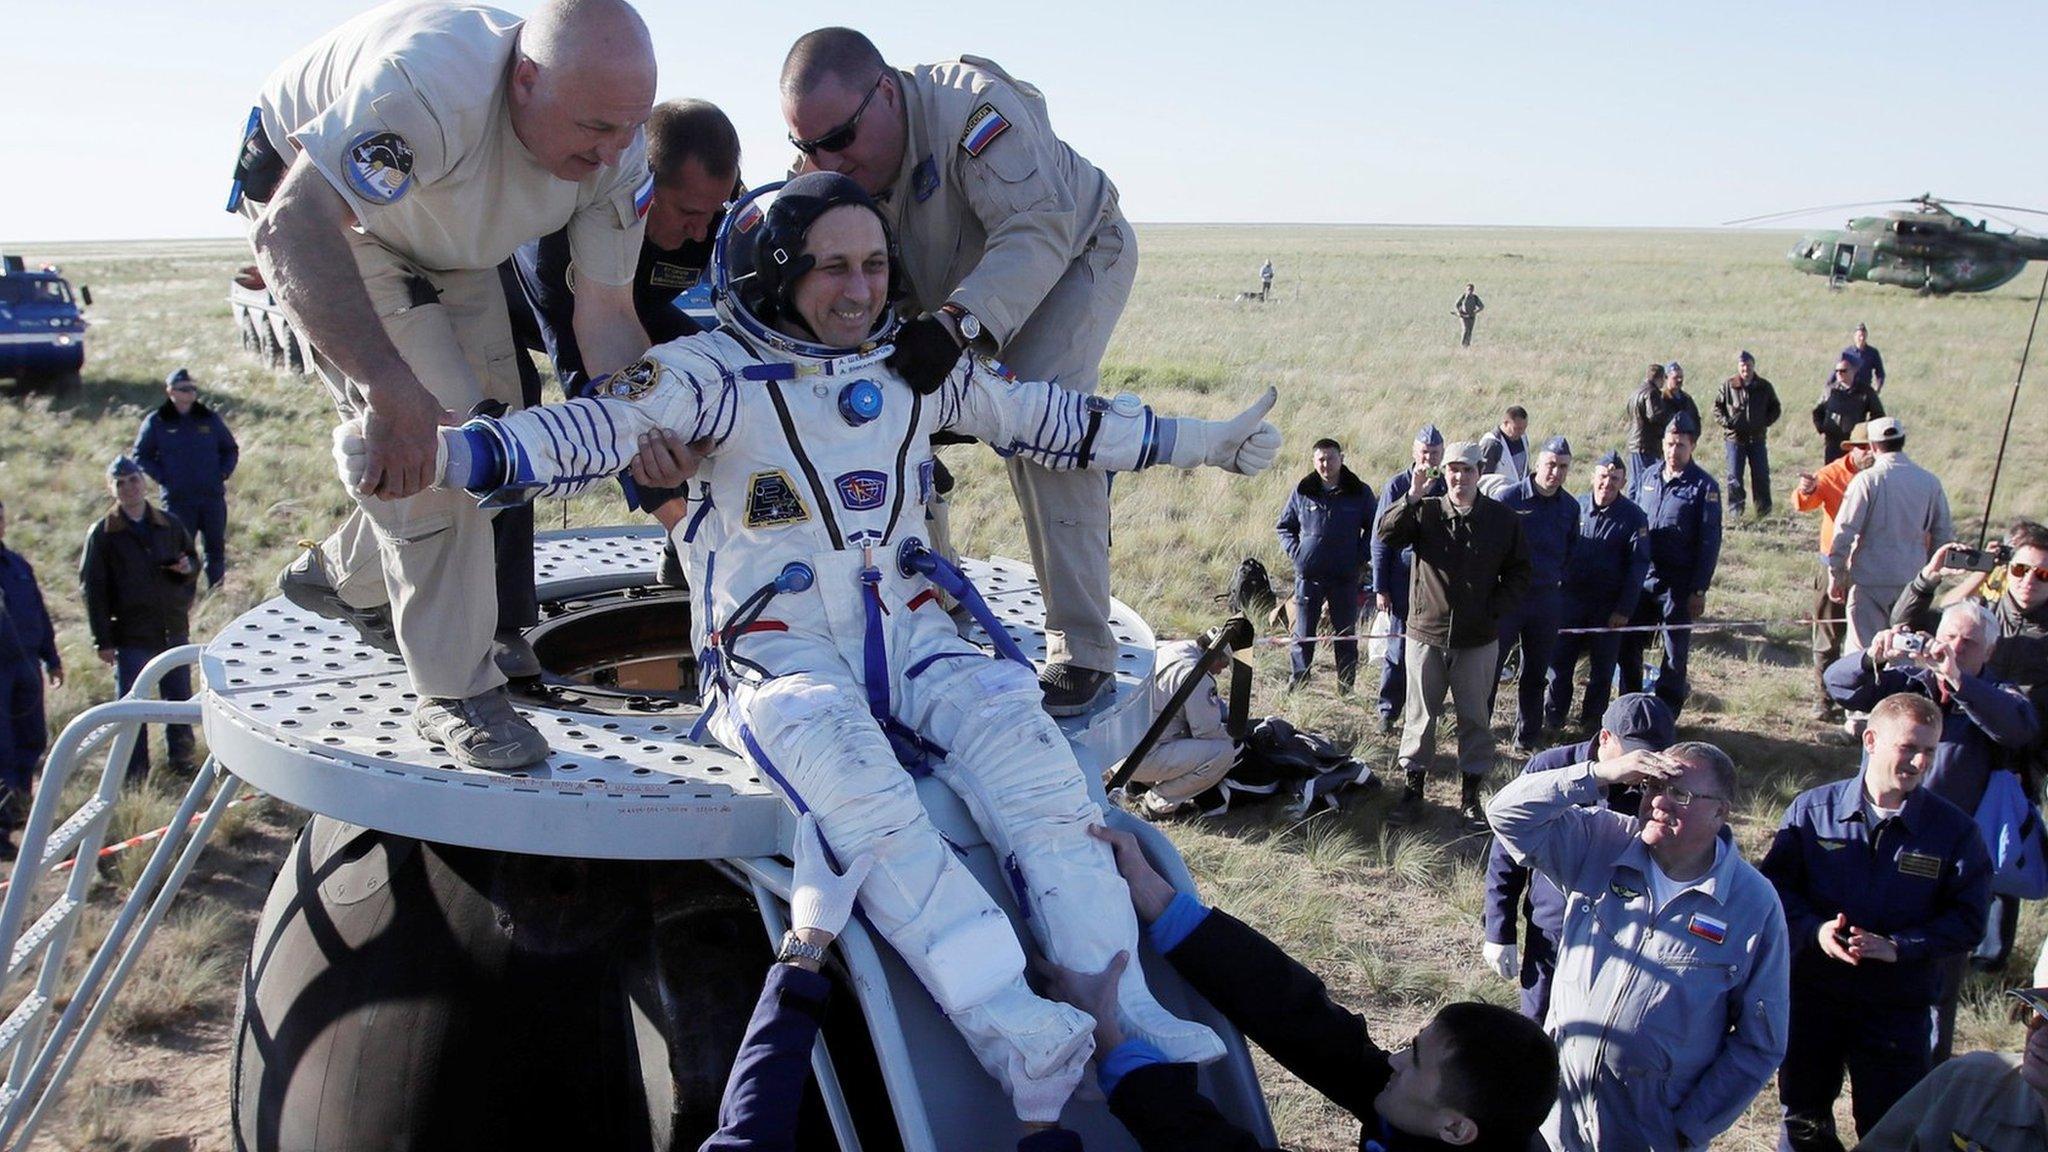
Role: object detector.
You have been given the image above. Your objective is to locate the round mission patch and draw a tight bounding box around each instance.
[343,131,415,204]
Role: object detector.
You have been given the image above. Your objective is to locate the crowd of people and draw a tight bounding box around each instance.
[1,0,2044,1148]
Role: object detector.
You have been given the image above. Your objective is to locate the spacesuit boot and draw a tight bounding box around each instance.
[1009,821,1225,1066]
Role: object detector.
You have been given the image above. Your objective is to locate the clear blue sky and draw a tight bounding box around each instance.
[3,0,2043,241]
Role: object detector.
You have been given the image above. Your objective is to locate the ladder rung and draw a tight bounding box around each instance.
[0,992,49,1054]
[6,899,80,983]
[38,798,112,870]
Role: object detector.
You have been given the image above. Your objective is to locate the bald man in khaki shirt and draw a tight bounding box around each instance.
[235,0,656,767]
[780,28,1137,716]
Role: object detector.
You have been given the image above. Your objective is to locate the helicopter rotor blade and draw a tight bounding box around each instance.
[1939,199,2048,220]
[1721,199,1919,227]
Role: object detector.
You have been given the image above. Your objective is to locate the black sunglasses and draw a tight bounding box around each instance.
[789,74,885,157]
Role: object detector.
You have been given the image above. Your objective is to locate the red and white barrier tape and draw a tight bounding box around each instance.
[0,792,263,891]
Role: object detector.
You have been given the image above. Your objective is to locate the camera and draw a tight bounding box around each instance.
[1948,542,2012,574]
[1896,632,1929,659]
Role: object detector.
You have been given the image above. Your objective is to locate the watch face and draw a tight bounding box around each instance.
[958,313,980,340]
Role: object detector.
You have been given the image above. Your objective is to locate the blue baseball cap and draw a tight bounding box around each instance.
[1596,449,1625,469]
[1602,693,1677,752]
[1737,350,1755,366]
[165,368,195,390]
[1665,361,1683,375]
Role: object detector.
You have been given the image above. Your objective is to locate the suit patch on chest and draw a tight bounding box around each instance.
[1686,913,1729,945]
[833,470,888,512]
[1896,850,1944,879]
[960,104,1011,157]
[913,154,939,202]
[648,261,700,290]
[917,458,936,504]
[1818,837,1847,851]
[1609,880,1643,901]
[744,469,810,528]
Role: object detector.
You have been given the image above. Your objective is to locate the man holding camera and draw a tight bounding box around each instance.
[79,457,201,780]
[1761,691,1993,1150]
[1370,424,1447,733]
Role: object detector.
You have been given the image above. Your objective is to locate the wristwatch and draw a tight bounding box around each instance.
[776,930,829,968]
[939,302,981,345]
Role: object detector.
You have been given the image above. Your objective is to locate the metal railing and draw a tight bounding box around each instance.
[0,646,243,1149]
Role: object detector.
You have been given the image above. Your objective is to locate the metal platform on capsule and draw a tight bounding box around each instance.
[200,526,1161,860]
[0,527,1275,1152]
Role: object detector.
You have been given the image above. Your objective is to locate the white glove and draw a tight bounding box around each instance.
[788,812,875,941]
[333,418,371,493]
[1483,940,1519,982]
[332,417,455,493]
[1166,387,1282,475]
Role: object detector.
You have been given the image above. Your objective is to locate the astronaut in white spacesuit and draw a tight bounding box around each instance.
[337,171,1280,1120]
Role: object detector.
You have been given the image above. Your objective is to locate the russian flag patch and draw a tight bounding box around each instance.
[960,103,1011,157]
[1686,913,1728,945]
[633,172,656,219]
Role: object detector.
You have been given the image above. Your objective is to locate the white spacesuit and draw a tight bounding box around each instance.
[345,175,1280,1120]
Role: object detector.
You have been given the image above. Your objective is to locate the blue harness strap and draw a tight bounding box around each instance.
[898,544,1035,670]
[858,562,947,774]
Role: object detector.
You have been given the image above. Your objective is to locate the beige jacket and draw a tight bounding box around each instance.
[880,56,1123,350]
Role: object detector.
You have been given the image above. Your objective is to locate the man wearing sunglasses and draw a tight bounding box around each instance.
[778,28,1137,718]
[1487,738,1789,1151]
[1811,356,1885,465]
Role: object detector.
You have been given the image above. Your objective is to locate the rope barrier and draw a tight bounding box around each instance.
[1244,613,1832,649]
[0,792,264,892]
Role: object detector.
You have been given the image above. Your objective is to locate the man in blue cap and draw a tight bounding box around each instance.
[78,456,200,780]
[1493,436,1580,753]
[131,368,239,588]
[1618,412,1722,717]
[1370,424,1446,732]
[1481,692,1673,1021]
[1546,450,1650,731]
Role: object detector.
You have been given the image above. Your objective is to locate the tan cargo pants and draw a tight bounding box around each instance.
[997,214,1138,674]
[303,232,524,700]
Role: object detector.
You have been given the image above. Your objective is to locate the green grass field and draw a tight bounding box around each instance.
[2,228,2043,1149]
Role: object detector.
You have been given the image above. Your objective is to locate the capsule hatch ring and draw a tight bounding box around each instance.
[524,585,698,714]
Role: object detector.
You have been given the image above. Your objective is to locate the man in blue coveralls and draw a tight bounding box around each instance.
[0,497,62,857]
[1546,450,1650,731]
[1493,436,1579,753]
[1369,424,1444,733]
[1761,691,1993,1150]
[1618,413,1722,717]
[1275,437,1375,691]
[131,368,239,588]
[1480,692,1672,1022]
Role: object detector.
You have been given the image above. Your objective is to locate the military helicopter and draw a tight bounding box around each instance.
[1726,194,2048,294]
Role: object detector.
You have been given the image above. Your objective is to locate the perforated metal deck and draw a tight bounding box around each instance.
[200,527,1158,860]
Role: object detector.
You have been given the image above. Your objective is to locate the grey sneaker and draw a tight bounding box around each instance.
[493,629,542,681]
[276,544,399,654]
[414,688,550,770]
[1040,662,1113,717]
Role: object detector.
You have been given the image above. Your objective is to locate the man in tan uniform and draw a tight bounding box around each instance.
[233,0,657,768]
[780,28,1137,716]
